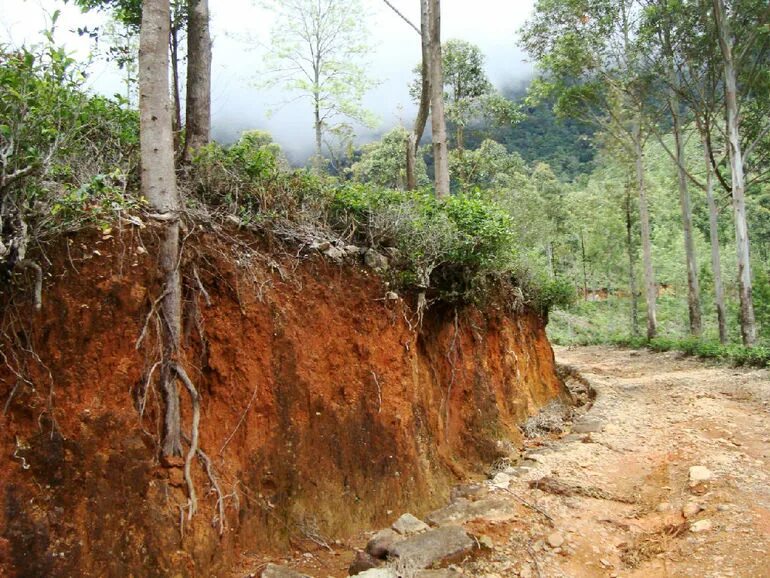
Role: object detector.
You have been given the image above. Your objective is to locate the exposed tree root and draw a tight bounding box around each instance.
[173,362,200,518]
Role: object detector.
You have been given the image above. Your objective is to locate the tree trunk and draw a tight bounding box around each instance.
[407,1,432,191]
[670,92,702,336]
[139,0,183,457]
[427,0,450,198]
[625,187,639,336]
[713,0,756,346]
[580,230,588,301]
[700,129,728,343]
[634,120,657,340]
[170,21,182,156]
[313,91,323,173]
[184,0,212,161]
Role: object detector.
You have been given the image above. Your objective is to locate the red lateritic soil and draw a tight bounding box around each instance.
[0,229,566,576]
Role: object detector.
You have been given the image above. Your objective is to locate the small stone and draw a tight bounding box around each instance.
[682,502,703,518]
[354,569,397,578]
[348,550,380,575]
[518,564,533,578]
[477,534,495,549]
[364,248,389,271]
[390,526,475,569]
[717,504,730,512]
[310,240,331,251]
[490,472,511,489]
[385,291,399,300]
[392,513,430,535]
[366,528,401,559]
[656,502,671,513]
[261,564,311,578]
[689,466,712,483]
[323,246,345,262]
[450,483,488,502]
[690,519,713,533]
[572,418,604,434]
[344,245,360,255]
[546,532,565,548]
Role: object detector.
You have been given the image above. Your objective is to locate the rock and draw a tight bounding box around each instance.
[261,564,311,578]
[682,502,704,518]
[426,497,518,526]
[385,291,399,300]
[477,534,495,549]
[572,418,604,434]
[450,483,488,503]
[546,532,565,548]
[390,526,475,569]
[349,550,381,575]
[392,513,430,535]
[689,466,712,483]
[366,528,401,559]
[353,569,397,578]
[415,571,463,577]
[364,248,389,271]
[323,246,345,262]
[490,472,511,489]
[344,245,360,255]
[656,502,671,513]
[690,519,713,533]
[518,564,533,578]
[310,240,331,251]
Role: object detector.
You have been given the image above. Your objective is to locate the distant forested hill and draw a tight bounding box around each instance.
[464,84,596,181]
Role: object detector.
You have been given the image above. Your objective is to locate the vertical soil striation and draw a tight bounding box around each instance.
[0,231,566,576]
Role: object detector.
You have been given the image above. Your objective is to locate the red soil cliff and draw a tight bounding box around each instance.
[0,231,566,576]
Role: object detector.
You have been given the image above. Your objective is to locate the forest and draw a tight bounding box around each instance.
[1,0,770,576]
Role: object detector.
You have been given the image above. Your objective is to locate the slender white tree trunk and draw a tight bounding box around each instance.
[427,0,450,198]
[140,0,183,456]
[634,120,657,340]
[407,0,432,191]
[184,0,212,161]
[700,130,727,343]
[713,0,756,346]
[670,92,702,336]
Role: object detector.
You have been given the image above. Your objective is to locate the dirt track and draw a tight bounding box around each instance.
[465,346,770,578]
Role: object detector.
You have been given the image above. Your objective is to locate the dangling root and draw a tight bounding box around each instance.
[16,259,42,311]
[172,362,200,518]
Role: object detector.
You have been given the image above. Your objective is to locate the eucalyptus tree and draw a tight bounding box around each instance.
[710,0,770,345]
[260,0,377,172]
[640,0,704,337]
[521,0,660,339]
[428,0,450,197]
[183,0,212,160]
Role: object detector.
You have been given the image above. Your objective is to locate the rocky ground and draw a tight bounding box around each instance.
[244,346,770,578]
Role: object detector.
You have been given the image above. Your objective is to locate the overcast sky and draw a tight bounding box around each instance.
[0,0,536,160]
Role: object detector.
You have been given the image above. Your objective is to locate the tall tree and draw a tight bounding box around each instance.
[261,0,377,171]
[139,0,184,458]
[409,0,431,191]
[521,0,659,338]
[380,0,427,191]
[427,0,450,197]
[416,39,519,185]
[712,0,757,345]
[183,0,211,160]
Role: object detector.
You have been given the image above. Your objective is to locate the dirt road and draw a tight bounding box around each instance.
[465,346,770,578]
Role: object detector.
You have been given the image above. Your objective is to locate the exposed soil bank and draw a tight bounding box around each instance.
[0,230,566,577]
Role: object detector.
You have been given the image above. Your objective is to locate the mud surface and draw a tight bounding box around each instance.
[455,346,770,578]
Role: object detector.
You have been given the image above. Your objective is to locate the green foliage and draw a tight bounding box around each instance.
[350,127,428,189]
[259,0,378,163]
[0,33,139,255]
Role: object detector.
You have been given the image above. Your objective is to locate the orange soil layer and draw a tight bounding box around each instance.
[0,230,566,576]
